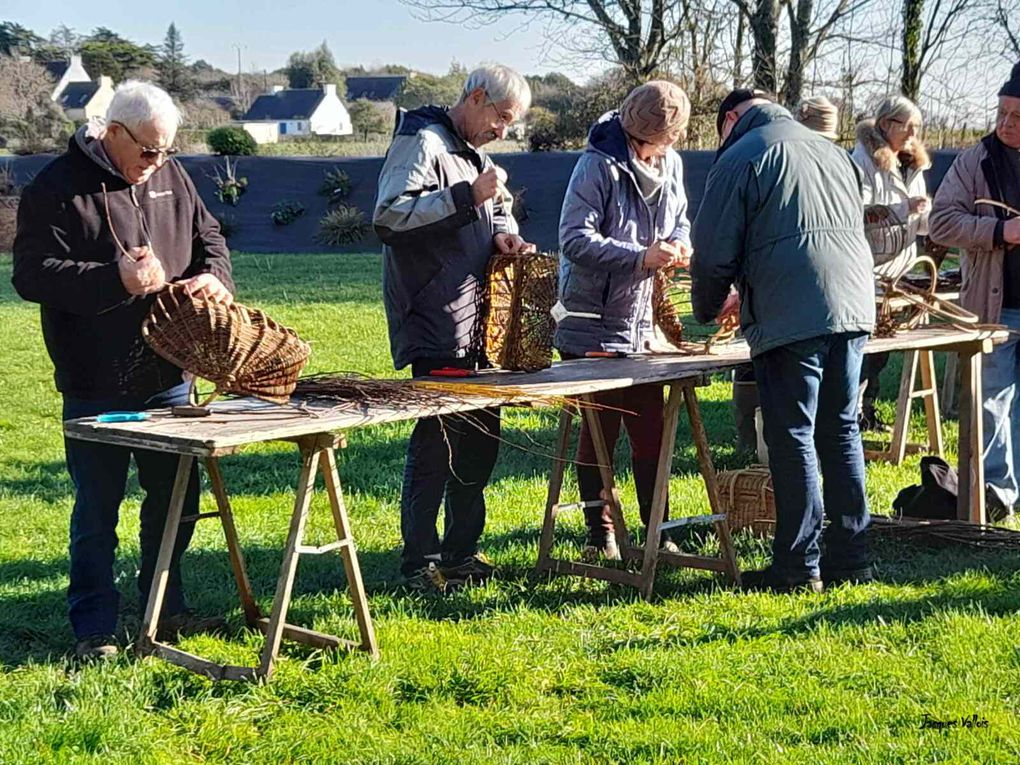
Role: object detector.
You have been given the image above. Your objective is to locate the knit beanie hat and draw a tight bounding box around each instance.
[619,81,691,144]
[796,95,840,140]
[1000,62,1020,98]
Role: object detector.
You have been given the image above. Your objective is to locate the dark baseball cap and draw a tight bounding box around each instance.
[716,88,776,135]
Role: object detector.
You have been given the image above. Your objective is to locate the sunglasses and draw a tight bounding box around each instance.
[112,121,179,161]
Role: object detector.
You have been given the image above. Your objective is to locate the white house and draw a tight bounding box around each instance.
[45,54,91,102]
[238,83,352,144]
[59,76,116,122]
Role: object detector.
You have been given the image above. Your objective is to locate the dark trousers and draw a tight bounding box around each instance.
[571,372,667,543]
[62,382,198,639]
[753,333,871,578]
[860,352,890,404]
[399,358,501,576]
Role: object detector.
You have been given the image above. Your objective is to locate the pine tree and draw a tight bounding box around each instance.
[157,22,195,100]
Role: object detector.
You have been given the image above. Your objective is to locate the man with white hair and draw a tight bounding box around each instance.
[931,61,1020,518]
[12,80,233,659]
[373,64,533,592]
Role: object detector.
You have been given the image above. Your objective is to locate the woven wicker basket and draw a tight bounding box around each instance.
[484,251,558,372]
[652,269,685,347]
[142,285,311,404]
[716,464,776,536]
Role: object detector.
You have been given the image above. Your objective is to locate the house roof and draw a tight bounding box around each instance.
[59,81,99,110]
[244,89,325,121]
[45,60,69,80]
[346,76,406,102]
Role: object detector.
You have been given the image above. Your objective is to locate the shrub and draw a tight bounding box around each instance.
[316,204,368,246]
[207,125,257,156]
[526,107,565,152]
[211,157,248,206]
[318,167,351,201]
[271,200,306,226]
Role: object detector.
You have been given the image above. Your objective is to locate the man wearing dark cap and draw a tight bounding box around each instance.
[690,89,876,592]
[931,63,1020,519]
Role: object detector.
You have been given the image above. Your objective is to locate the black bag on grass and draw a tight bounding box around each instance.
[892,456,958,520]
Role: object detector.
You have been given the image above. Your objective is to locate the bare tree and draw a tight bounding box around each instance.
[731,0,871,105]
[400,0,683,83]
[991,0,1020,57]
[0,55,69,153]
[782,0,868,105]
[900,0,981,101]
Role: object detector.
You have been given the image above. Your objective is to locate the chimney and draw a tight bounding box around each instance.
[272,85,285,94]
[323,83,337,98]
[98,75,113,90]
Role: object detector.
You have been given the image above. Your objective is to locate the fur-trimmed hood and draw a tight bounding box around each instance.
[855,118,930,173]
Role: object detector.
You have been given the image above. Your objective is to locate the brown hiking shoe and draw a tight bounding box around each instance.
[74,634,119,661]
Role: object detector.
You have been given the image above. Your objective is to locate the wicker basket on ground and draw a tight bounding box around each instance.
[142,284,311,404]
[716,464,776,536]
[484,251,558,372]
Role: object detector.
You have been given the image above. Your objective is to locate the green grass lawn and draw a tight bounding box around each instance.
[1,252,1019,764]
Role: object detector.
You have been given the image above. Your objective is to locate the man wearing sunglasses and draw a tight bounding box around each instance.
[12,80,233,660]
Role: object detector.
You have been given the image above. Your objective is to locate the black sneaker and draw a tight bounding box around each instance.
[822,565,875,586]
[439,553,495,588]
[403,562,448,594]
[74,634,119,661]
[156,610,228,642]
[741,567,824,593]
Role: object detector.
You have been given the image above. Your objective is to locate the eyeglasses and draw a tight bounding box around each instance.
[484,95,517,128]
[112,121,179,162]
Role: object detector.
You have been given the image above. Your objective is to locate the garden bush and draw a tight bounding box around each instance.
[207,125,257,156]
[316,204,368,246]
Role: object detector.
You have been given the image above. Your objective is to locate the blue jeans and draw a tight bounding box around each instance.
[982,307,1020,508]
[62,383,198,639]
[399,358,500,576]
[753,333,871,578]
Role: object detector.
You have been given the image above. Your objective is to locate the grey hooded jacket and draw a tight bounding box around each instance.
[374,106,509,370]
[691,103,875,357]
[555,113,691,355]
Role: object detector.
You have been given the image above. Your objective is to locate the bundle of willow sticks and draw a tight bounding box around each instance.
[872,515,1020,550]
[292,372,593,414]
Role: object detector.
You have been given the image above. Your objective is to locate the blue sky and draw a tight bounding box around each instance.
[12,0,579,79]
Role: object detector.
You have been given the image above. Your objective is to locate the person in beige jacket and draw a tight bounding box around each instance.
[930,62,1020,516]
[851,95,931,432]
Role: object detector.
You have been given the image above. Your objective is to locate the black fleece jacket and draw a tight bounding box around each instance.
[12,127,233,399]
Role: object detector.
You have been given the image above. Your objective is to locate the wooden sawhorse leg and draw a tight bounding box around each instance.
[864,349,944,465]
[535,397,643,587]
[138,433,378,681]
[536,383,741,599]
[957,348,987,524]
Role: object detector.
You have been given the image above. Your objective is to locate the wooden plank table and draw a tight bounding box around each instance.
[63,325,1004,678]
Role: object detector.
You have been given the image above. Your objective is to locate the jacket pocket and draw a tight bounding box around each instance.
[563,265,609,314]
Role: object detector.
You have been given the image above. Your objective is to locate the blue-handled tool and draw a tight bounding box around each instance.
[97,412,150,423]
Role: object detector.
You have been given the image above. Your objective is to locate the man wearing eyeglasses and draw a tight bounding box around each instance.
[12,80,233,659]
[373,64,533,593]
[931,61,1020,519]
